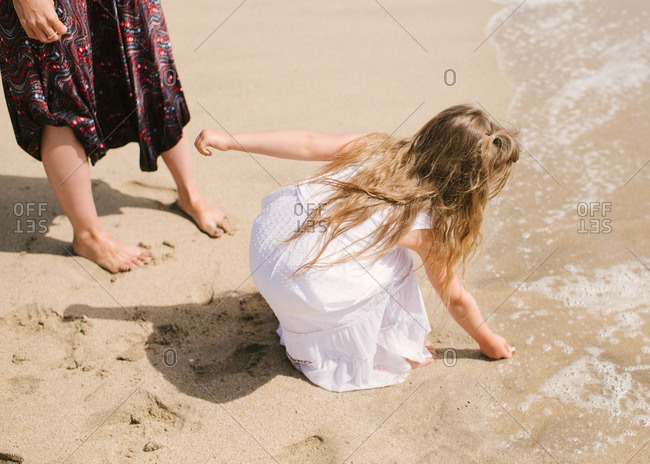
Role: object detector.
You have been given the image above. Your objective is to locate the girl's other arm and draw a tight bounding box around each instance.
[398,229,513,359]
[195,130,365,161]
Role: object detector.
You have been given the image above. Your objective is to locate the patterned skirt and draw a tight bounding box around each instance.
[0,0,190,171]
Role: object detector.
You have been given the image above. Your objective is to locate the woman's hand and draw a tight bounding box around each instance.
[194,129,231,156]
[13,0,67,43]
[479,332,513,360]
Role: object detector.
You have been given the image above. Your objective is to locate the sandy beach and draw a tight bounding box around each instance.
[1,0,648,463]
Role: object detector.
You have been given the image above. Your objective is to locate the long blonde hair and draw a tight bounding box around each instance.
[289,104,519,303]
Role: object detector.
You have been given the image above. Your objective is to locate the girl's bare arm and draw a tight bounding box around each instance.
[398,229,513,359]
[195,129,365,161]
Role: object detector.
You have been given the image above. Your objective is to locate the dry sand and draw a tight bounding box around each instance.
[1,1,648,463]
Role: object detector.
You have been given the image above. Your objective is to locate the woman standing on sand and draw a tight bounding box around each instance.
[0,0,230,273]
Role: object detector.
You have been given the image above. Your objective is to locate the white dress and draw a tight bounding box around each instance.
[249,170,432,392]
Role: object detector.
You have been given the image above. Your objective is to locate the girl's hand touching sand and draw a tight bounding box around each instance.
[13,0,67,43]
[399,229,515,363]
[479,333,513,360]
[194,129,231,156]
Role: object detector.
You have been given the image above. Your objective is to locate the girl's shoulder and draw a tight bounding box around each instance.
[411,210,432,231]
[296,165,359,204]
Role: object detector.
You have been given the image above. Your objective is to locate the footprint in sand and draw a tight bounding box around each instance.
[0,451,24,463]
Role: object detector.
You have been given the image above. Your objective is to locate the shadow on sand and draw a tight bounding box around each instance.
[64,291,302,403]
[1,174,190,255]
[63,290,492,403]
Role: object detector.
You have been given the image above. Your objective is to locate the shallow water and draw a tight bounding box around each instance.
[475,0,650,460]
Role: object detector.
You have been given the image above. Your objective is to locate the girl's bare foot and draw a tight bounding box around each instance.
[406,343,435,369]
[72,230,152,273]
[174,196,232,238]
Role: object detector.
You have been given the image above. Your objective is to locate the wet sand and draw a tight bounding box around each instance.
[0,0,648,463]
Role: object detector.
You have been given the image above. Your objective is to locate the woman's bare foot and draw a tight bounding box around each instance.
[159,132,231,238]
[72,229,152,273]
[406,343,436,369]
[174,196,232,238]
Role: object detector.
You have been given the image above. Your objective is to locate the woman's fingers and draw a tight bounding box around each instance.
[20,23,36,40]
[40,13,66,42]
[50,16,67,39]
[16,16,38,40]
[39,26,58,42]
[25,20,63,43]
[53,14,68,35]
[14,1,67,43]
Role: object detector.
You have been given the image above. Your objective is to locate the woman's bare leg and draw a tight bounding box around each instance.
[161,133,231,238]
[41,125,151,273]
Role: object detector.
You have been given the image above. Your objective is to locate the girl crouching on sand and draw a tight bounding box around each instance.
[195,104,517,392]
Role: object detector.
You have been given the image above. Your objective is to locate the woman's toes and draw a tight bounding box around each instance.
[137,251,151,264]
[175,197,231,238]
[203,220,223,238]
[218,218,232,234]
